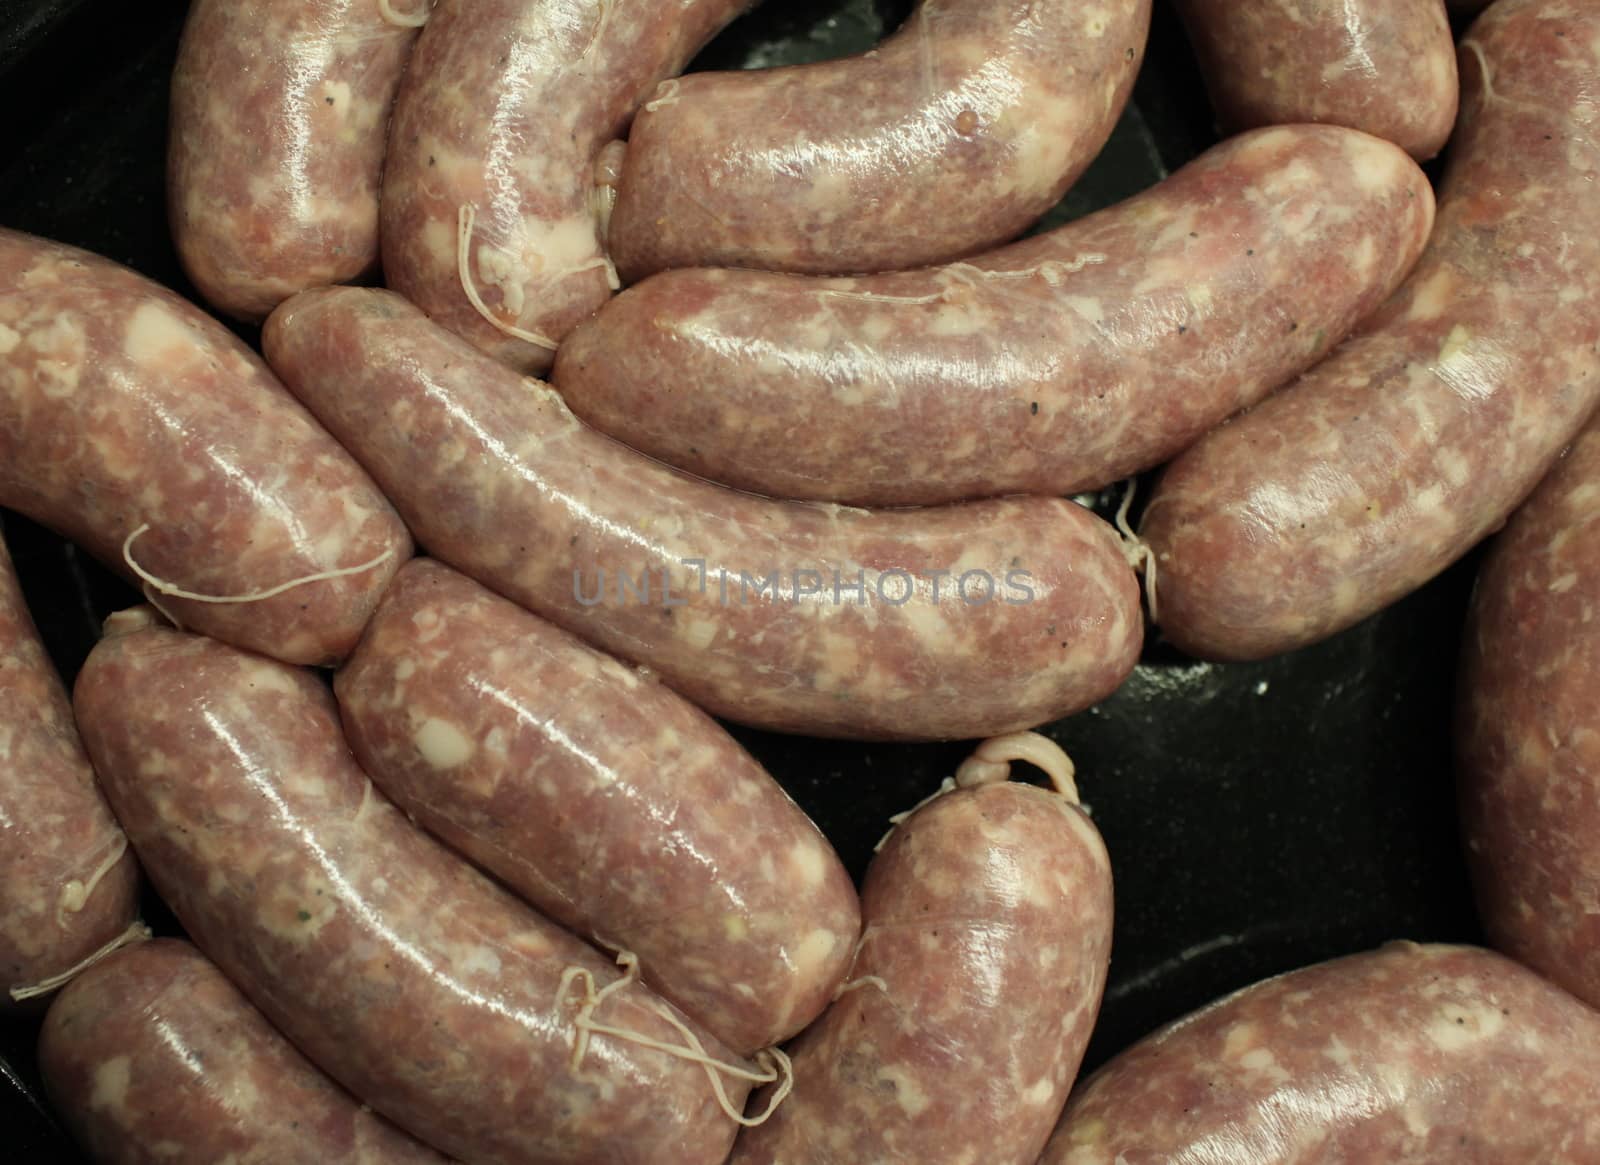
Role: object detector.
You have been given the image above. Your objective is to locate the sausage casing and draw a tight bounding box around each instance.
[74,618,751,1165]
[264,287,1143,742]
[1140,0,1600,661]
[39,938,449,1164]
[0,229,411,665]
[336,557,861,1053]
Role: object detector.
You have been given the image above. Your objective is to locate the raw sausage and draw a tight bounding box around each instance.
[74,613,756,1165]
[606,0,1151,281]
[1172,0,1458,161]
[1457,418,1600,1012]
[1139,0,1600,662]
[0,229,411,666]
[336,558,861,1053]
[0,532,138,1011]
[729,735,1113,1165]
[263,287,1143,741]
[168,0,424,321]
[555,125,1435,506]
[39,938,449,1164]
[1042,942,1600,1163]
[381,0,749,373]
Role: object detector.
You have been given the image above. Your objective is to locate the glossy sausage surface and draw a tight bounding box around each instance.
[75,618,750,1165]
[1141,0,1600,661]
[337,558,861,1053]
[265,287,1142,741]
[1043,943,1600,1163]
[1173,0,1458,161]
[1458,419,1600,1011]
[39,938,449,1164]
[730,776,1112,1165]
[0,229,411,665]
[382,0,749,373]
[557,125,1435,506]
[169,0,423,320]
[0,533,137,1011]
[608,0,1150,280]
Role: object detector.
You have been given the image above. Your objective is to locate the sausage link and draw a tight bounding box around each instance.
[0,229,411,665]
[263,287,1142,742]
[74,617,752,1165]
[1457,419,1600,1011]
[336,558,861,1053]
[555,125,1435,506]
[1043,943,1600,1163]
[1140,0,1600,661]
[607,0,1151,281]
[0,533,138,1011]
[729,767,1112,1165]
[168,0,424,321]
[381,0,749,373]
[39,939,449,1164]
[1172,0,1458,161]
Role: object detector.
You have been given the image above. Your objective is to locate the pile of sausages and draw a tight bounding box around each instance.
[5,0,1600,1159]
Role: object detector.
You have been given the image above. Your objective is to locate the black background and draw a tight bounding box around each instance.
[0,0,1483,1158]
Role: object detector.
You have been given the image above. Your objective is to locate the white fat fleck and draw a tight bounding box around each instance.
[1427,1001,1505,1051]
[319,80,352,117]
[679,615,718,651]
[723,915,749,941]
[789,839,829,886]
[1437,324,1473,367]
[792,928,841,978]
[1022,1076,1056,1106]
[1064,296,1104,324]
[413,717,475,769]
[1221,1021,1258,1059]
[0,323,18,354]
[1551,572,1580,594]
[460,945,503,977]
[90,1056,132,1112]
[393,659,415,682]
[123,301,195,368]
[878,1066,931,1117]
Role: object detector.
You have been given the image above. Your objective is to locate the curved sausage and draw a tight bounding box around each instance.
[1139,0,1600,662]
[1042,942,1600,1163]
[729,737,1112,1165]
[168,0,425,321]
[0,229,411,666]
[1457,420,1600,1012]
[263,287,1142,742]
[555,125,1436,506]
[606,0,1151,281]
[0,533,138,1011]
[381,0,749,374]
[336,558,861,1053]
[1172,0,1458,162]
[39,939,449,1164]
[74,614,754,1165]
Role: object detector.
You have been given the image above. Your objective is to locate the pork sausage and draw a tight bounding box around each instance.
[555,125,1435,506]
[729,734,1112,1165]
[39,938,449,1164]
[1043,942,1600,1163]
[0,229,411,665]
[606,0,1151,281]
[381,0,749,373]
[263,287,1142,742]
[336,557,861,1054]
[1172,0,1458,162]
[0,532,138,1011]
[74,613,755,1165]
[168,0,425,321]
[1140,0,1600,662]
[1457,418,1600,1011]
